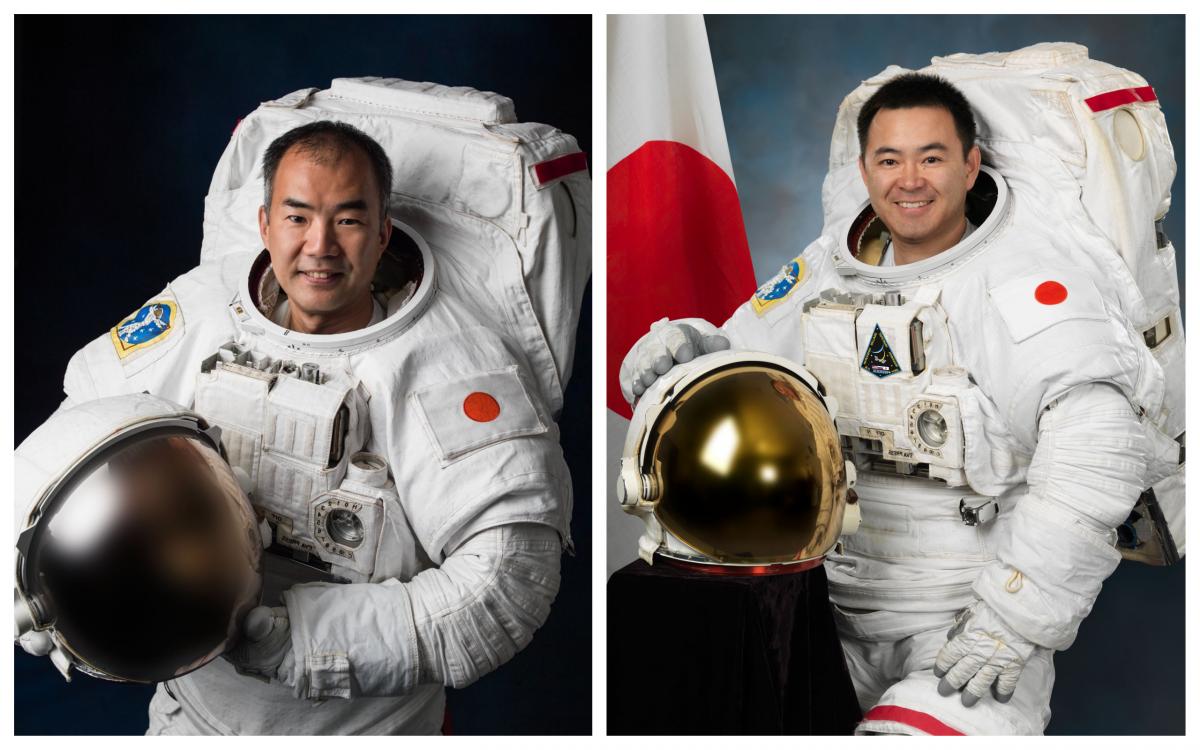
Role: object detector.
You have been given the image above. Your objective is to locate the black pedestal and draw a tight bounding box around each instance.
[607,558,861,735]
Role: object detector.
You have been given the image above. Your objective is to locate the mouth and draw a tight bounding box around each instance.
[895,199,933,210]
[298,270,344,286]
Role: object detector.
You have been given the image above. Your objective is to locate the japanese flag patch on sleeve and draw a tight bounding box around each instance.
[109,289,184,360]
[988,271,1109,343]
[410,366,549,465]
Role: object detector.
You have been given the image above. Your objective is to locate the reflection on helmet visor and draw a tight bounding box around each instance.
[647,365,846,565]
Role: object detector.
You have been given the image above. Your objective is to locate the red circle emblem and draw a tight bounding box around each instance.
[463,392,501,422]
[1034,281,1068,305]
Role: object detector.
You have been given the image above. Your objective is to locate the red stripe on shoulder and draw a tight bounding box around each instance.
[1084,85,1157,113]
[532,151,588,186]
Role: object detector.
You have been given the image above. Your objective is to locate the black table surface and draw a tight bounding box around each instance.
[607,557,861,735]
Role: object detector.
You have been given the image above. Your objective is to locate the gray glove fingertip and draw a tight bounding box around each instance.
[702,334,730,353]
[961,691,981,708]
[674,342,696,363]
[936,677,957,697]
[993,687,1015,703]
[652,354,673,375]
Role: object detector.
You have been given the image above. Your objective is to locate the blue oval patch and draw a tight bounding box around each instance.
[751,257,806,316]
[118,303,172,346]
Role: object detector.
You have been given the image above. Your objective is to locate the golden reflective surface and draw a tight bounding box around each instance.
[645,365,847,564]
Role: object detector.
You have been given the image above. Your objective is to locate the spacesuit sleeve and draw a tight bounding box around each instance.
[972,382,1146,651]
[965,271,1163,651]
[281,521,560,698]
[279,331,572,698]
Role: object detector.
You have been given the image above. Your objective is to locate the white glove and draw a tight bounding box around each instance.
[934,600,1042,707]
[224,605,295,685]
[618,317,729,405]
[16,629,54,657]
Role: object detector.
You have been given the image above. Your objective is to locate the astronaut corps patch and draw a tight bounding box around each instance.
[751,257,807,316]
[861,324,901,378]
[110,299,179,359]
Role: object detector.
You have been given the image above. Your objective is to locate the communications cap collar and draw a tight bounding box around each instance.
[230,219,436,354]
[831,165,1009,288]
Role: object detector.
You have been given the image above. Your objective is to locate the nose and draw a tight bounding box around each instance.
[897,161,926,191]
[303,218,340,257]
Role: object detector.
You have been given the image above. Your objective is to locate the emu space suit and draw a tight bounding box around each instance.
[49,222,572,735]
[622,44,1183,735]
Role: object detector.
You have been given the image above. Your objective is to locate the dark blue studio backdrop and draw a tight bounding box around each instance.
[704,15,1185,735]
[13,15,590,735]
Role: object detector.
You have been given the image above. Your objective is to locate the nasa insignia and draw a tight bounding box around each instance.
[751,257,807,316]
[110,299,179,359]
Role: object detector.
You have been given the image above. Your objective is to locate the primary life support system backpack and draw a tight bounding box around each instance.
[199,77,591,417]
[822,42,1184,565]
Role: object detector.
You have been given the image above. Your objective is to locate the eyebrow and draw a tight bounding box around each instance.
[280,197,370,211]
[872,142,949,158]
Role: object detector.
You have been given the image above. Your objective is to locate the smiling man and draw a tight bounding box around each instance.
[17,120,575,735]
[855,76,981,267]
[258,125,393,334]
[619,66,1179,735]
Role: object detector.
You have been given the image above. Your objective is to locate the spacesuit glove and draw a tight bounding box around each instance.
[16,629,54,657]
[619,317,729,404]
[224,605,295,685]
[934,600,1041,707]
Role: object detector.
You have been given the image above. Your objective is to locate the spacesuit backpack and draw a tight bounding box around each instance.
[199,77,591,417]
[816,42,1183,564]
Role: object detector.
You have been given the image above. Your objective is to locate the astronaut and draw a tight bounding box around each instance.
[621,52,1182,735]
[17,120,573,735]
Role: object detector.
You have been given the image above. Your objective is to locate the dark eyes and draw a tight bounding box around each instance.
[283,216,363,225]
[877,156,942,166]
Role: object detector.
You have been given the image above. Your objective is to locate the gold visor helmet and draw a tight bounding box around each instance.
[14,394,263,683]
[619,351,858,570]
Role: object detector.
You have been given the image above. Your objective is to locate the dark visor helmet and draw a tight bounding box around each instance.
[15,394,262,683]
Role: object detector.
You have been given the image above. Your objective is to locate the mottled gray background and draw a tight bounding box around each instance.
[607,14,1185,736]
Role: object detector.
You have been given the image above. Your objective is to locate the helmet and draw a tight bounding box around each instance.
[14,394,262,683]
[618,351,859,571]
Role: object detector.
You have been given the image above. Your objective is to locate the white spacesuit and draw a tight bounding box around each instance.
[619,43,1183,735]
[17,79,589,735]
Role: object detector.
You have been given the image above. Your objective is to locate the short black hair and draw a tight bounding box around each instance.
[261,120,393,220]
[857,73,976,158]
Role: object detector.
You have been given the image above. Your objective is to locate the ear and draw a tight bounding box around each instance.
[964,145,981,190]
[258,205,269,248]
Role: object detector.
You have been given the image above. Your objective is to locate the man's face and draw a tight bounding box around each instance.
[258,146,391,334]
[858,105,981,259]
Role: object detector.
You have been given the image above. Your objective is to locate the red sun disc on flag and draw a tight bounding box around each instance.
[463,392,501,422]
[1034,281,1068,305]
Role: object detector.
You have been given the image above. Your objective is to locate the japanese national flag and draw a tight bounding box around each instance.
[607,14,756,420]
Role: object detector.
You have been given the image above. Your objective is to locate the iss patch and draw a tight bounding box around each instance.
[861,324,901,378]
[751,257,806,316]
[110,299,178,359]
